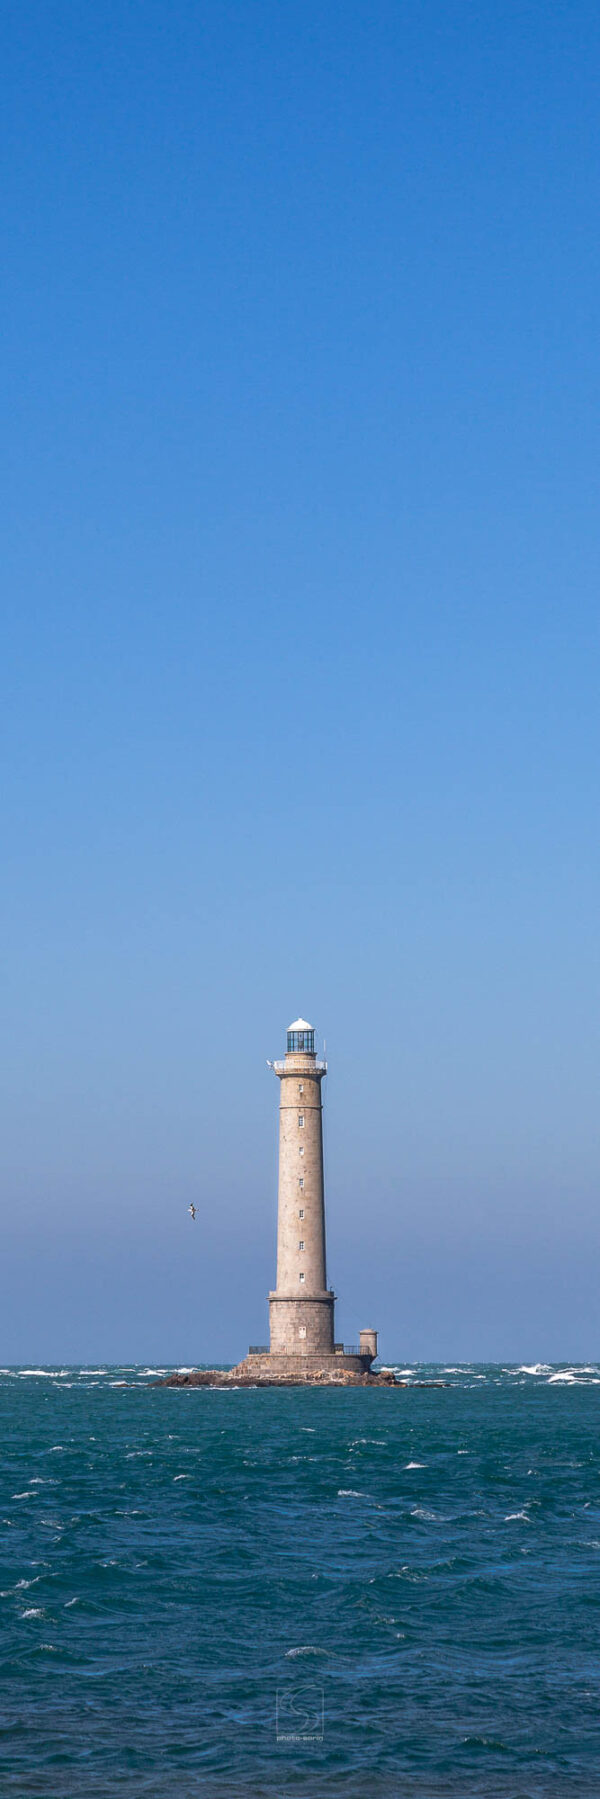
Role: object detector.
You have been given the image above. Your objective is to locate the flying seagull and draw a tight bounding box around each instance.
[188,1204,197,1221]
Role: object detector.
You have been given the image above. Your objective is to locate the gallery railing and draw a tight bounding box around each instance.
[247,1343,372,1358]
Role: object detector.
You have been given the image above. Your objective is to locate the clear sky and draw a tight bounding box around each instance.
[2,0,598,1363]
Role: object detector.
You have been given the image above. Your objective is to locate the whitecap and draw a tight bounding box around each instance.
[517,1364,551,1376]
[21,1607,44,1617]
[12,1492,34,1500]
[64,1597,79,1607]
[404,1461,426,1469]
[18,1370,61,1378]
[285,1645,328,1658]
[337,1489,365,1498]
[173,1475,189,1481]
[548,1371,578,1383]
[411,1507,437,1520]
[505,1511,530,1521]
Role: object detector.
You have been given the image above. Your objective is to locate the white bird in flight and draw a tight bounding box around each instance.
[188,1204,197,1221]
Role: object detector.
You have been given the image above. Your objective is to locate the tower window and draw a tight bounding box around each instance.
[298,1083,304,1095]
[298,1240,305,1251]
[299,1146,304,1157]
[299,1326,306,1338]
[298,1114,305,1127]
[298,1177,304,1189]
[298,1208,304,1219]
[299,1272,305,1283]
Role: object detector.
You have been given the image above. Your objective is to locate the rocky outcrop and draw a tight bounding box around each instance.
[156,1364,404,1388]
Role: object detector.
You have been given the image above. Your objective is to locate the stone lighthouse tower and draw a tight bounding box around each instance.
[241,1018,378,1377]
[269,1018,334,1359]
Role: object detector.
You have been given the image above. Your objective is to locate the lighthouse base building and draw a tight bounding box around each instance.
[241,1019,378,1379]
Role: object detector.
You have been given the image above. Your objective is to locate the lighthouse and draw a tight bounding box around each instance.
[269,1018,334,1358]
[243,1018,378,1375]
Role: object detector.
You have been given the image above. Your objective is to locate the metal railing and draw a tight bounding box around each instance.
[247,1343,373,1358]
[271,1060,327,1076]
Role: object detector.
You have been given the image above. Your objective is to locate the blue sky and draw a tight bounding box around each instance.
[2,0,598,1361]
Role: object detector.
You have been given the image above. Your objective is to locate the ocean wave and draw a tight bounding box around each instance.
[404,1461,426,1469]
[18,1370,66,1379]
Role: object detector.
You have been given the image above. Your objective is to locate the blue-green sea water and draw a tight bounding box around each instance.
[1,1363,599,1798]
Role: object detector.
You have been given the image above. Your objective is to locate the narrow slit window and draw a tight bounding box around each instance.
[298,1240,305,1251]
[298,1114,305,1127]
[299,1326,306,1338]
[298,1176,304,1189]
[298,1083,304,1095]
[298,1208,304,1219]
[299,1272,305,1283]
[299,1146,304,1157]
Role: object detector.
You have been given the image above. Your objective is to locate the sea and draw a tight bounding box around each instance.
[1,1363,599,1798]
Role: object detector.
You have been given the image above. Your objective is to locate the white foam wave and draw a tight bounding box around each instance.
[505,1511,530,1522]
[517,1364,551,1375]
[404,1461,426,1469]
[337,1489,365,1498]
[21,1607,44,1617]
[18,1370,64,1378]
